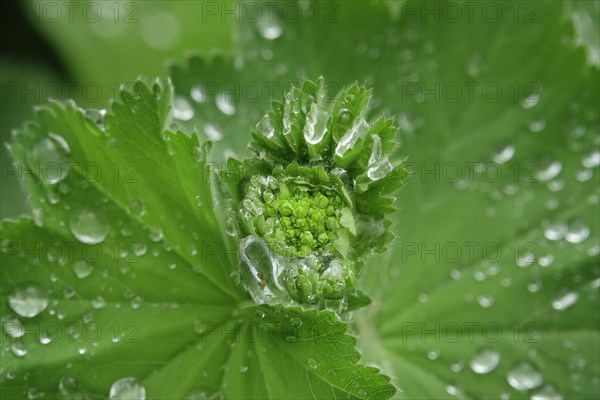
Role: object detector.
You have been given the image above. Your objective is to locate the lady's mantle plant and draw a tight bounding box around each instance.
[221,78,407,310]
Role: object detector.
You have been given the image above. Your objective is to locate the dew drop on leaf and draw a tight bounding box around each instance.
[536,159,562,182]
[204,123,223,141]
[469,349,500,374]
[367,156,393,181]
[26,138,69,185]
[531,384,563,400]
[172,96,194,121]
[506,362,543,391]
[9,284,48,318]
[552,291,579,311]
[58,376,80,396]
[69,209,109,244]
[565,220,590,244]
[543,220,567,241]
[109,377,146,400]
[128,199,145,217]
[215,92,236,116]
[190,85,206,103]
[521,93,540,109]
[73,260,93,279]
[11,343,27,358]
[307,358,319,369]
[303,103,329,145]
[257,16,282,40]
[2,318,25,338]
[492,143,515,164]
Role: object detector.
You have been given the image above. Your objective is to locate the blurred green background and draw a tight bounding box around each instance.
[1,0,233,219]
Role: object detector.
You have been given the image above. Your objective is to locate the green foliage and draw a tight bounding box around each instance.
[2,1,599,399]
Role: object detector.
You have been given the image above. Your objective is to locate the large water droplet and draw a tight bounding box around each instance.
[582,150,600,168]
[565,220,590,244]
[190,85,206,103]
[73,260,93,279]
[2,318,25,338]
[257,16,282,39]
[256,115,275,138]
[215,92,236,116]
[543,221,567,241]
[536,160,562,182]
[9,284,48,318]
[204,124,223,141]
[552,291,579,311]
[531,384,563,400]
[172,96,194,121]
[367,156,393,181]
[493,143,515,164]
[469,349,500,374]
[109,377,146,400]
[11,343,27,358]
[27,138,70,184]
[69,209,109,244]
[303,103,329,145]
[335,117,370,157]
[507,362,543,391]
[238,236,287,305]
[368,135,383,166]
[521,93,540,109]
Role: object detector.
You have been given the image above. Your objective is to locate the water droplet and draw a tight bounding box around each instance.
[172,96,194,121]
[536,160,562,182]
[91,296,107,309]
[565,220,590,244]
[109,377,146,400]
[308,358,319,369]
[69,209,109,244]
[531,384,563,400]
[543,221,567,241]
[9,284,48,318]
[73,260,93,279]
[128,199,145,217]
[11,343,27,358]
[517,251,535,268]
[493,143,515,164]
[337,108,352,124]
[184,388,224,400]
[256,115,275,138]
[576,169,592,182]
[303,103,329,145]
[428,350,440,360]
[257,16,282,39]
[255,309,266,319]
[240,365,249,373]
[204,123,223,141]
[552,291,579,311]
[521,93,540,109]
[582,150,600,168]
[528,119,546,132]
[367,156,393,181]
[215,92,236,116]
[507,362,543,391]
[27,138,69,184]
[335,118,370,157]
[469,349,500,374]
[190,85,206,103]
[2,318,25,338]
[59,376,80,396]
[477,295,495,308]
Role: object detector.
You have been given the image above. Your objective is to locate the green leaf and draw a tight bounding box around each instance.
[1,78,395,399]
[167,1,599,398]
